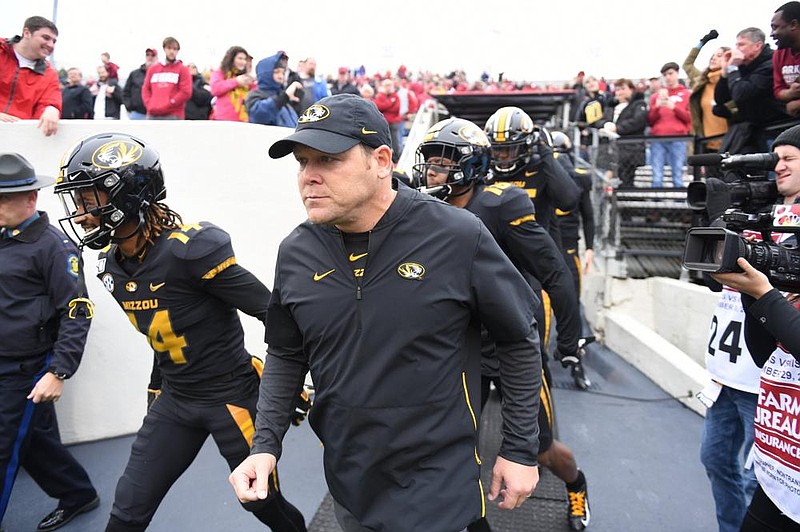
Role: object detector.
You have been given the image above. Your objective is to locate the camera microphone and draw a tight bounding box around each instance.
[687,153,724,166]
[687,152,778,170]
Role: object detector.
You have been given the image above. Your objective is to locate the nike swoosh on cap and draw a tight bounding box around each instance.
[361,127,378,134]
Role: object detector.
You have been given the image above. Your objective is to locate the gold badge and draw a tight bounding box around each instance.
[125,281,138,292]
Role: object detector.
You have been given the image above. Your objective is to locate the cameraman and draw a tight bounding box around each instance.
[710,259,800,531]
[708,124,800,530]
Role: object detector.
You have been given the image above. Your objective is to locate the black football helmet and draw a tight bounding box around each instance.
[484,106,536,174]
[413,117,491,199]
[54,132,165,249]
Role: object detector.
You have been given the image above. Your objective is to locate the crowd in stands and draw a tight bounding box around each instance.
[47,19,799,190]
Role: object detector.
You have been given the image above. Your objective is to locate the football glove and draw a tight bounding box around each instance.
[291,386,313,426]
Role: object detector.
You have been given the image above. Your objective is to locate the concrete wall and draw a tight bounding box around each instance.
[1,120,307,443]
[583,271,721,415]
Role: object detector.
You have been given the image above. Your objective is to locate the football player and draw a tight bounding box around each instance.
[54,132,308,532]
[551,130,595,304]
[415,118,591,531]
[485,107,590,389]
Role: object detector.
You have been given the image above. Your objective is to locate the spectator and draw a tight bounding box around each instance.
[573,75,613,162]
[683,30,731,152]
[122,48,158,120]
[375,78,403,162]
[396,77,419,152]
[359,83,375,100]
[330,67,359,96]
[210,46,256,122]
[287,57,329,115]
[0,152,99,531]
[647,61,692,188]
[772,2,800,116]
[90,65,122,120]
[600,78,648,188]
[142,36,192,120]
[715,27,790,153]
[246,51,302,127]
[61,67,92,119]
[100,52,119,81]
[184,63,213,120]
[644,76,662,103]
[0,16,61,136]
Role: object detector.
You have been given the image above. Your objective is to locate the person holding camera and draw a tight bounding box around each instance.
[246,51,303,128]
[708,124,800,530]
[709,256,800,531]
[682,29,731,152]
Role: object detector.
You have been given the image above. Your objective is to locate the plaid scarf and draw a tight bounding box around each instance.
[228,70,250,121]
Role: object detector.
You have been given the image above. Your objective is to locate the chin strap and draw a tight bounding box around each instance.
[67,246,95,320]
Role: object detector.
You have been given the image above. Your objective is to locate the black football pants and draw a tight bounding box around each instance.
[105,378,305,531]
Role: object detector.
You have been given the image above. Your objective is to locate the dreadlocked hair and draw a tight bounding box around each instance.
[141,202,183,248]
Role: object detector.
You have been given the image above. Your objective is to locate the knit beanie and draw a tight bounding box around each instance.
[773,124,800,151]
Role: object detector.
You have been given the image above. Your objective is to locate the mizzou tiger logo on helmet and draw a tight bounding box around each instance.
[91,141,144,169]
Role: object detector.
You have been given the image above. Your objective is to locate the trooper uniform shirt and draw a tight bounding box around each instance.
[98,222,263,402]
[0,212,89,373]
[255,183,541,532]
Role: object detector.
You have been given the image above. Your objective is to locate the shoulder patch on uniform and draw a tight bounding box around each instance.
[67,253,80,278]
[101,272,114,292]
[96,257,106,273]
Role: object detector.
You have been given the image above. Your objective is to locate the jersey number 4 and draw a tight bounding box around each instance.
[707,316,743,363]
[127,310,188,364]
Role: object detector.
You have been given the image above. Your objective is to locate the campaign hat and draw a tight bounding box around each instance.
[0,153,54,193]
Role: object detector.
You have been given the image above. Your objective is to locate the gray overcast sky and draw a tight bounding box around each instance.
[0,0,776,82]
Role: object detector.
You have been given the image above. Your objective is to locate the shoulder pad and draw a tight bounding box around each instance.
[167,222,232,261]
[479,182,535,220]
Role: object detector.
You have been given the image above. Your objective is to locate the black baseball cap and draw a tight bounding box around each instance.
[269,94,392,159]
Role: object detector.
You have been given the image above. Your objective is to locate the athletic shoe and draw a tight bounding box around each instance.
[571,362,591,390]
[567,476,590,530]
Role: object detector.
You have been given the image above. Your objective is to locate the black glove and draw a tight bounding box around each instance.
[700,30,719,46]
[147,388,161,411]
[291,387,313,426]
[537,141,554,159]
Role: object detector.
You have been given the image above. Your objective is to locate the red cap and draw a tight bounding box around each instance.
[338,67,348,75]
[145,48,158,57]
